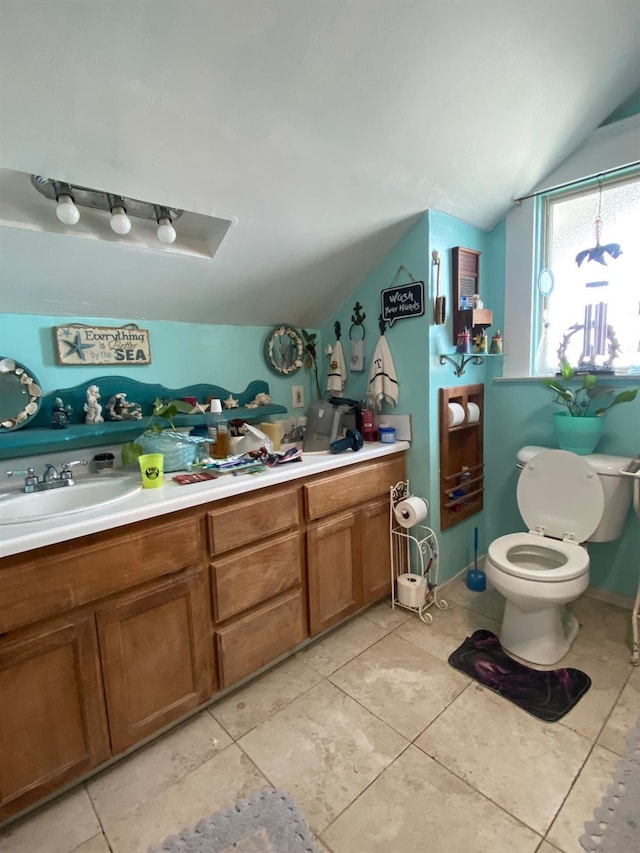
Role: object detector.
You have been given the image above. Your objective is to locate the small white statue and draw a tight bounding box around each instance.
[84,384,104,424]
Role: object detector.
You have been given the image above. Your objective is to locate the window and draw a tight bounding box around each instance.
[535,171,640,375]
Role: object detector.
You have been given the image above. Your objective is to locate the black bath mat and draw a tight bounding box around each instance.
[448,629,591,722]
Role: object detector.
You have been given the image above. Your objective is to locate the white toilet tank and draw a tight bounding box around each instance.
[517,446,633,542]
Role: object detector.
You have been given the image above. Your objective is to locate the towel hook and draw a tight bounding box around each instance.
[349,301,366,340]
[378,314,387,335]
[334,321,342,341]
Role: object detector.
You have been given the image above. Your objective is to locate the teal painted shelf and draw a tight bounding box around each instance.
[0,377,287,461]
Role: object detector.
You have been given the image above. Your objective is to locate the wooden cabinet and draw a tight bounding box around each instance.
[361,497,393,604]
[0,612,110,820]
[307,511,362,635]
[305,453,405,635]
[216,589,307,688]
[439,384,484,530]
[0,450,405,820]
[451,247,493,346]
[97,571,214,754]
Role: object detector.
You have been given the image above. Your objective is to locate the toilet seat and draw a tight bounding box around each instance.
[517,449,604,542]
[488,532,589,583]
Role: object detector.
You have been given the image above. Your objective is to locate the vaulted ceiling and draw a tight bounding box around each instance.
[1,1,639,327]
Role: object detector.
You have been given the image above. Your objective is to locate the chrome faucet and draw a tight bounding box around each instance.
[3,460,88,493]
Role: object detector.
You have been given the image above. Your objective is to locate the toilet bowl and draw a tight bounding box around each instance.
[486,448,605,665]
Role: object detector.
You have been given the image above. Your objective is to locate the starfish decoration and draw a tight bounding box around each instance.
[223,395,239,409]
[62,332,95,361]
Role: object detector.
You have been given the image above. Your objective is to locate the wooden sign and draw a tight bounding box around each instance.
[54,324,152,366]
[381,280,425,327]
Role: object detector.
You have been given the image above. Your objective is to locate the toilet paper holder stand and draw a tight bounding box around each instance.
[390,481,448,624]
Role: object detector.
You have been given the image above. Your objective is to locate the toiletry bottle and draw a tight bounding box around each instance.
[458,465,471,505]
[208,399,229,459]
[360,391,378,442]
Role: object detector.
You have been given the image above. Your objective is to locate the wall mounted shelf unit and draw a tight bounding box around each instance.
[439,383,484,530]
[451,247,493,347]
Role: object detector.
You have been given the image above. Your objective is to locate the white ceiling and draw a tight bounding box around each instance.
[1,1,639,327]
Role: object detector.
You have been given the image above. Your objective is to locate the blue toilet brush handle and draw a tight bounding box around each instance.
[474,526,478,571]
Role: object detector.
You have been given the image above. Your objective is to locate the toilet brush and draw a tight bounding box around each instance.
[466,526,486,591]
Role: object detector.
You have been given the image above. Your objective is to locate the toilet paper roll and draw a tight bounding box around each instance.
[467,402,480,424]
[394,496,428,528]
[448,402,465,427]
[397,573,427,608]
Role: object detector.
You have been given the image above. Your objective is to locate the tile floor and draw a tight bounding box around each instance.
[1,576,638,853]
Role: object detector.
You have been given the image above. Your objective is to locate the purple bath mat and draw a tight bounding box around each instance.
[448,629,591,722]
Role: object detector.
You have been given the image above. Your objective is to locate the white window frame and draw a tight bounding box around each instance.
[503,114,640,379]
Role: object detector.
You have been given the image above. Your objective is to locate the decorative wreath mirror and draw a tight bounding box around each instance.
[264,326,304,375]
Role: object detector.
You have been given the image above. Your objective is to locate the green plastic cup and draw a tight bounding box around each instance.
[138,453,164,488]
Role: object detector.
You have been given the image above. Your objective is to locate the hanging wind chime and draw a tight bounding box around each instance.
[569,179,623,372]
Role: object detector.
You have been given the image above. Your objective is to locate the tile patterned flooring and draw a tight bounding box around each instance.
[1,576,638,853]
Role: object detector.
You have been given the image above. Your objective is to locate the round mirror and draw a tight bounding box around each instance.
[265,327,304,375]
[0,357,42,431]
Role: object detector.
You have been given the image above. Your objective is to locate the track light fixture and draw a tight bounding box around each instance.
[31,176,182,243]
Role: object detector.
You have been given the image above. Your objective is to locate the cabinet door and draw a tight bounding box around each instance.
[307,511,362,636]
[361,497,393,604]
[0,613,110,820]
[98,571,214,754]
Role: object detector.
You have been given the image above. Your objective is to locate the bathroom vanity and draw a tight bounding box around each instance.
[0,443,406,821]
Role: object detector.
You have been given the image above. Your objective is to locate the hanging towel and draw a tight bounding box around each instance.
[368,336,399,407]
[350,339,365,373]
[326,340,347,395]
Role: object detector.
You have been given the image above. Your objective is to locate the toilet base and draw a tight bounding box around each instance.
[500,602,579,665]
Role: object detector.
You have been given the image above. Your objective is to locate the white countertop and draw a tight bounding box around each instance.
[0,442,408,559]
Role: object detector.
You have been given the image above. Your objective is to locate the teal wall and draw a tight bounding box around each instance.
[321,210,505,582]
[0,313,317,414]
[323,205,639,600]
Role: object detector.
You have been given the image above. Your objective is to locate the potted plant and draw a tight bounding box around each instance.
[541,362,637,455]
[121,397,206,470]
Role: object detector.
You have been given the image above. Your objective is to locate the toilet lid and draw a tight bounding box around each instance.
[517,449,604,542]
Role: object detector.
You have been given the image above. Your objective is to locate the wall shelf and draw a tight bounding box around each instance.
[439,383,484,531]
[0,378,286,461]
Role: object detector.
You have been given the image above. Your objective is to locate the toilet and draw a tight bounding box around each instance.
[486,446,633,665]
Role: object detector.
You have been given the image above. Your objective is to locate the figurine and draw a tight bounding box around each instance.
[490,330,503,355]
[51,397,69,429]
[473,330,488,354]
[106,393,143,421]
[84,384,104,424]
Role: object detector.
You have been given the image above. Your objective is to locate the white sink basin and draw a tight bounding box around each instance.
[0,476,142,524]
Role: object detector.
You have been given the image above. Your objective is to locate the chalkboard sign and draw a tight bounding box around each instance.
[381,281,424,327]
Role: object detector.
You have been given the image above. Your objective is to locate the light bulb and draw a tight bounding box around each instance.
[157,217,176,244]
[110,206,131,235]
[56,193,80,225]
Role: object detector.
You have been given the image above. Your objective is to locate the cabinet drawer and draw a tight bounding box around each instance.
[207,485,299,554]
[216,589,307,687]
[304,454,406,520]
[211,531,303,622]
[0,514,201,635]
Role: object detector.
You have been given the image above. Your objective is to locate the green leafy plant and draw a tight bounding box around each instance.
[121,397,194,464]
[541,362,638,417]
[301,329,321,400]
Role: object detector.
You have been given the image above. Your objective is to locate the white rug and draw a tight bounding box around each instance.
[580,714,640,851]
[148,787,320,853]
